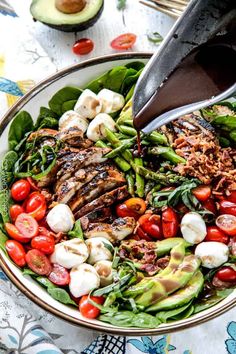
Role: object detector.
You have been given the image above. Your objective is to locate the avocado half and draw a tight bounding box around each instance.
[30,0,104,32]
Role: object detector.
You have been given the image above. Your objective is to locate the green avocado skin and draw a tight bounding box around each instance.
[32,0,104,32]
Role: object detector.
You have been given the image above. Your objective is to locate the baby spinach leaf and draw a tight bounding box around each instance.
[86,66,128,93]
[35,107,59,129]
[22,268,38,277]
[49,87,82,116]
[193,288,234,314]
[68,220,84,240]
[156,302,192,323]
[125,61,145,71]
[38,117,59,129]
[47,287,77,306]
[61,100,77,113]
[8,111,34,151]
[121,68,143,96]
[0,229,8,255]
[36,276,56,289]
[99,310,160,328]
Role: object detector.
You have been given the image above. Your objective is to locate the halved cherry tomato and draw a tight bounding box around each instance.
[27,177,39,191]
[192,185,211,202]
[216,214,236,236]
[136,226,153,241]
[5,240,26,267]
[219,200,236,217]
[205,226,229,244]
[38,226,56,238]
[202,197,217,214]
[11,179,31,201]
[26,192,46,221]
[15,213,39,239]
[162,207,179,238]
[10,205,24,223]
[116,203,140,220]
[25,249,51,275]
[215,266,236,282]
[125,198,146,214]
[110,33,137,50]
[72,38,94,55]
[227,191,236,203]
[31,235,55,254]
[138,213,162,239]
[48,264,70,286]
[79,295,104,319]
[5,223,30,243]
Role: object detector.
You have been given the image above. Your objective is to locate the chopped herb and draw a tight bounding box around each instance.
[147,32,163,44]
[117,0,126,10]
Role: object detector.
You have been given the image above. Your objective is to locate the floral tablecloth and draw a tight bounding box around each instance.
[0,2,235,353]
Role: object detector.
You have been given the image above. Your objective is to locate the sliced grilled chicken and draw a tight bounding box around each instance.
[74,185,129,219]
[69,169,126,212]
[56,127,93,148]
[84,217,136,242]
[28,129,58,141]
[80,207,113,230]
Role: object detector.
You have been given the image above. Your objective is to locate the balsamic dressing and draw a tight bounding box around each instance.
[134,30,236,132]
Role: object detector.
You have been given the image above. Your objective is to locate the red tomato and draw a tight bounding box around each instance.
[31,235,55,254]
[125,198,146,215]
[136,226,153,241]
[72,38,94,55]
[116,203,140,220]
[216,214,236,236]
[15,213,39,239]
[138,213,162,239]
[219,200,236,217]
[205,226,229,244]
[38,226,56,238]
[48,264,70,286]
[11,179,31,201]
[5,223,30,243]
[5,240,26,267]
[27,177,39,191]
[215,267,236,282]
[202,197,217,214]
[79,295,104,319]
[227,191,236,203]
[192,185,211,202]
[162,207,179,238]
[111,33,137,50]
[10,205,24,223]
[25,249,52,275]
[26,192,46,221]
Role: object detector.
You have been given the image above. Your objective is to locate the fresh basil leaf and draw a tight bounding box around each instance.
[47,287,77,306]
[68,220,84,240]
[147,32,163,44]
[8,111,34,151]
[49,86,82,116]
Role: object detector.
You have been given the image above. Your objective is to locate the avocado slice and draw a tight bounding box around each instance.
[30,0,104,32]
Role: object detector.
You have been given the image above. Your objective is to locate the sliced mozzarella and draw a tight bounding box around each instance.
[74,89,101,119]
[94,260,113,287]
[46,204,74,233]
[195,241,229,268]
[181,212,207,244]
[50,238,88,269]
[85,237,113,265]
[98,89,125,114]
[59,110,89,133]
[69,263,100,298]
[86,113,116,142]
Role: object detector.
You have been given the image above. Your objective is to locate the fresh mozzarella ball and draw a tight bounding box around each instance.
[85,237,113,265]
[74,89,102,119]
[59,110,89,133]
[69,263,100,298]
[98,89,125,114]
[46,204,74,233]
[86,113,116,142]
[50,239,88,269]
[94,260,113,287]
[195,241,229,268]
[181,212,207,244]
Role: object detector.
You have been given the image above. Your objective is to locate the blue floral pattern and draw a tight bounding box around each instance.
[127,336,176,354]
[226,322,236,354]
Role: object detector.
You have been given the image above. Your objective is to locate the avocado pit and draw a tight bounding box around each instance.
[55,0,86,14]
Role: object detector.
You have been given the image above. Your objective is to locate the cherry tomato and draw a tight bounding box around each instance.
[38,226,56,238]
[5,223,30,243]
[27,177,39,191]
[125,198,146,215]
[205,226,229,244]
[11,179,31,201]
[31,235,55,254]
[15,213,39,239]
[216,214,236,236]
[110,33,137,50]
[215,266,236,282]
[138,213,162,239]
[162,207,179,238]
[48,264,70,286]
[79,295,104,319]
[202,197,217,214]
[25,249,52,275]
[116,203,140,220]
[10,205,24,223]
[192,185,211,202]
[219,200,236,217]
[26,192,46,221]
[227,191,236,203]
[5,240,26,267]
[72,38,94,55]
[136,226,153,241]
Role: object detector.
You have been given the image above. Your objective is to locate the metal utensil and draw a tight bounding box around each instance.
[133,0,236,134]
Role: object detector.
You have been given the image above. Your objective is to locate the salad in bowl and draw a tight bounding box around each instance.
[0,58,236,330]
